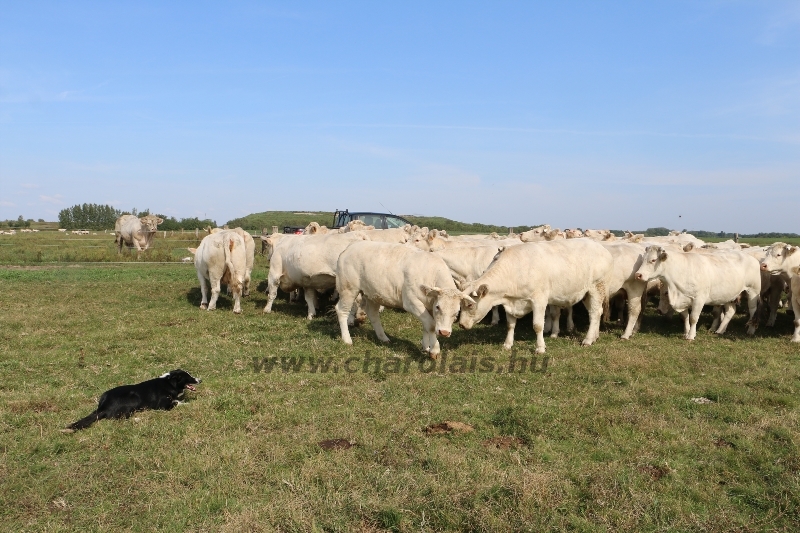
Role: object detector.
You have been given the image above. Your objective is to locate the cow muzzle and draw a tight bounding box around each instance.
[438,329,451,337]
[635,273,644,280]
[759,263,768,271]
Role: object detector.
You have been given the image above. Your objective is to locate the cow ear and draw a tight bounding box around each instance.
[461,293,475,304]
[157,218,164,224]
[683,243,694,252]
[791,266,800,276]
[787,246,798,256]
[659,251,668,261]
[421,285,442,297]
[477,284,489,298]
[187,247,196,254]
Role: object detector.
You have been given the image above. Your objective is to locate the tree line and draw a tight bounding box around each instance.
[57,204,216,230]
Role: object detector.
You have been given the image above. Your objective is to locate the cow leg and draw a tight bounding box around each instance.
[543,305,553,334]
[532,300,547,354]
[565,305,575,333]
[404,299,436,354]
[263,275,279,313]
[686,305,702,340]
[197,272,209,310]
[710,306,722,332]
[581,285,604,346]
[366,298,391,344]
[304,288,319,320]
[614,292,626,323]
[548,306,561,338]
[335,289,359,345]
[207,276,221,311]
[231,287,242,315]
[766,278,782,327]
[745,287,760,335]
[491,305,500,326]
[792,293,800,342]
[715,303,736,334]
[503,313,518,350]
[621,289,643,340]
[242,269,252,297]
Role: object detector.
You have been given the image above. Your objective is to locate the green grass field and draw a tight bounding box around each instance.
[1,234,799,531]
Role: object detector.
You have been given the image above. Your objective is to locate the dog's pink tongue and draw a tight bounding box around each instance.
[187,385,196,391]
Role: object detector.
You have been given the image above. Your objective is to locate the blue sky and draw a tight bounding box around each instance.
[1,1,798,232]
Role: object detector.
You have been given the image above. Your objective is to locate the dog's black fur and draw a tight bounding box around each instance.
[67,369,201,431]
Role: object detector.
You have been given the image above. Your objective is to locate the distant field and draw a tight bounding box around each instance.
[1,258,799,531]
[0,230,209,264]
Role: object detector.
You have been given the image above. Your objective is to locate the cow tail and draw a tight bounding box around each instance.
[224,237,237,286]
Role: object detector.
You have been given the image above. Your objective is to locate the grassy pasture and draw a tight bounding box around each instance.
[0,230,208,264]
[1,248,799,532]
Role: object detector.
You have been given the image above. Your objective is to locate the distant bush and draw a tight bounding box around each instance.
[58,204,121,230]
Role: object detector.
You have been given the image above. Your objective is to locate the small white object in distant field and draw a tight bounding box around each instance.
[691,397,715,404]
[181,256,193,263]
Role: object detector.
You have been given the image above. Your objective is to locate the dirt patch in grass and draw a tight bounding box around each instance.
[318,438,355,450]
[638,464,671,481]
[424,421,474,435]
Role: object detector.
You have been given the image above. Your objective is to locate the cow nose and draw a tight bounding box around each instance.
[438,329,451,337]
[635,273,643,280]
[760,263,767,270]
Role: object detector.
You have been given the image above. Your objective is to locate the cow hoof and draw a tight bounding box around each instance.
[535,346,546,354]
[234,310,242,315]
[502,343,513,350]
[549,333,559,339]
[429,352,439,360]
[620,334,630,341]
[200,304,207,310]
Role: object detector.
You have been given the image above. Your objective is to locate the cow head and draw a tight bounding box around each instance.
[760,243,798,275]
[634,245,667,282]
[458,283,491,329]
[519,224,550,242]
[139,215,164,232]
[426,229,447,252]
[421,285,470,339]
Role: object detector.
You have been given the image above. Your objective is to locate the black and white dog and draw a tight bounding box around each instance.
[66,369,201,431]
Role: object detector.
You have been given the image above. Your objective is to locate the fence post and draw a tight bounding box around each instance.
[195,228,199,238]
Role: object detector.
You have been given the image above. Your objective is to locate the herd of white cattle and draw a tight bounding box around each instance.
[183,219,800,357]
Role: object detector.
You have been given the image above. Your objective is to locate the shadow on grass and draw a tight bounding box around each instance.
[184,286,238,311]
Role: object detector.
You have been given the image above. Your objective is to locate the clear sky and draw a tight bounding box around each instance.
[1,1,798,232]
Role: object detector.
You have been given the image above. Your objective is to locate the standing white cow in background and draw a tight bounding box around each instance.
[335,241,471,358]
[188,230,248,314]
[635,245,761,339]
[224,228,255,297]
[114,214,163,256]
[459,240,614,354]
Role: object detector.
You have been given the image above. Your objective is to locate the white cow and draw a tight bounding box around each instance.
[188,230,248,314]
[790,267,800,342]
[634,245,761,339]
[597,242,650,340]
[263,232,368,318]
[458,240,614,353]
[114,214,163,256]
[335,241,470,358]
[434,244,505,325]
[224,228,255,297]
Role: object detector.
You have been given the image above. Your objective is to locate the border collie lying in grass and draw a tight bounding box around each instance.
[66,369,201,431]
